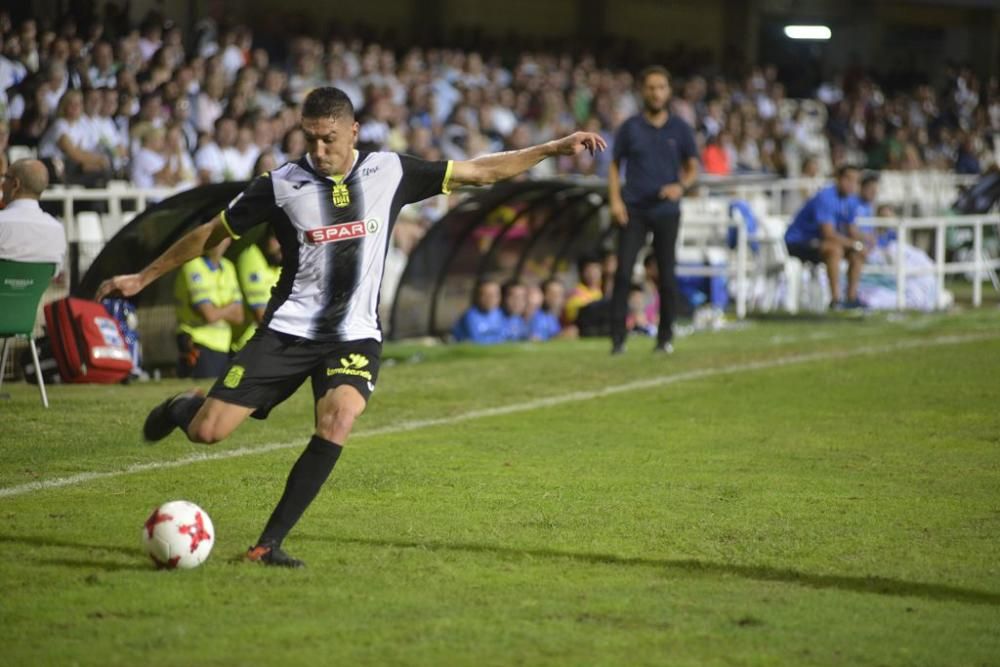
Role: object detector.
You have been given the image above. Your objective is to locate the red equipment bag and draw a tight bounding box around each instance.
[43,297,132,383]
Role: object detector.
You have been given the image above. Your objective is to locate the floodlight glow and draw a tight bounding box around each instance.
[783,25,832,40]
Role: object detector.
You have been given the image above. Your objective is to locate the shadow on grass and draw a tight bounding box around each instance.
[0,534,137,557]
[0,533,149,572]
[749,312,870,324]
[304,534,1000,607]
[36,557,149,573]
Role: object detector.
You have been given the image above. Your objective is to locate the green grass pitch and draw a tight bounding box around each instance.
[1,310,999,666]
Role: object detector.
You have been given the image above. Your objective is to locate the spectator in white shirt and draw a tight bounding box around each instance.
[228,123,260,181]
[137,19,162,63]
[194,74,225,134]
[170,95,199,153]
[165,123,197,190]
[37,90,110,185]
[97,88,129,172]
[130,125,172,188]
[254,68,287,118]
[39,61,69,115]
[194,115,237,184]
[87,40,117,88]
[0,159,67,267]
[0,37,28,94]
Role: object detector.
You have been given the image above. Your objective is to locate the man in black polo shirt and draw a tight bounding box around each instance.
[608,66,699,355]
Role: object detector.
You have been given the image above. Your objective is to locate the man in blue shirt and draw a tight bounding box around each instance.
[452,279,505,344]
[785,165,867,308]
[529,279,564,341]
[608,65,699,355]
[499,280,529,342]
[849,172,881,241]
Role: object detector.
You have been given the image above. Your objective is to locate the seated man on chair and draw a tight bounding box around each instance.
[784,165,867,309]
[452,279,505,344]
[0,159,67,267]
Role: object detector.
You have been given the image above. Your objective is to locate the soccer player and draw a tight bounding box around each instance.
[607,66,699,355]
[96,87,605,567]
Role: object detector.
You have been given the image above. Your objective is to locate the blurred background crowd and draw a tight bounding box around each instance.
[0,9,997,196]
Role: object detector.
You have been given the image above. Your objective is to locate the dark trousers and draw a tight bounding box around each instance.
[611,208,681,345]
[177,334,230,379]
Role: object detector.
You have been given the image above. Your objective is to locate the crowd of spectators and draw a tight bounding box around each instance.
[0,11,997,199]
[451,254,665,344]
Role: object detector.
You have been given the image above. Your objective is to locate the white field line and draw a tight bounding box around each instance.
[1,332,995,500]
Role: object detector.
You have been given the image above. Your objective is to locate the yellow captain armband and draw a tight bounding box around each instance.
[442,160,454,195]
[220,210,240,240]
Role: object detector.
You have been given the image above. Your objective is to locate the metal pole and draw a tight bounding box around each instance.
[62,194,76,292]
[108,191,122,238]
[896,222,906,311]
[935,220,945,308]
[29,339,49,408]
[736,215,747,319]
[973,219,983,307]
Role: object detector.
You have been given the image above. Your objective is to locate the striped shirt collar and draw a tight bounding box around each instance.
[304,150,359,184]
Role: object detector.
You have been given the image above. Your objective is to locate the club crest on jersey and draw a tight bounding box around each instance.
[332,183,350,207]
[305,219,380,244]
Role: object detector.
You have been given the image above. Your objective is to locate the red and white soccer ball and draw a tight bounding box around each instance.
[142,500,215,570]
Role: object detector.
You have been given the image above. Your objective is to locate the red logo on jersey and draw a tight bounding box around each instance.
[306,221,367,244]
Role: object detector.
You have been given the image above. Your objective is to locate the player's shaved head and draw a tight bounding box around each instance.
[302,86,355,121]
[10,159,50,198]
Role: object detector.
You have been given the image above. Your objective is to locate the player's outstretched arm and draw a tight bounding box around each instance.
[95,216,231,300]
[449,131,607,188]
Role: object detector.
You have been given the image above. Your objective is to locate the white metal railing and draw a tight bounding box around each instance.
[675,214,750,319]
[858,215,1000,309]
[703,172,981,217]
[33,175,997,318]
[678,211,999,318]
[40,182,183,243]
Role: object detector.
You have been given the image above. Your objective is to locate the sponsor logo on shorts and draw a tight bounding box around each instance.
[305,218,380,245]
[327,353,372,381]
[223,364,245,388]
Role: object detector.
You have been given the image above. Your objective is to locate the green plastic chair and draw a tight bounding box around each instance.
[0,260,57,408]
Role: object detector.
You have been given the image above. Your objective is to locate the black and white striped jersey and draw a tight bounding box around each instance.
[220,151,452,342]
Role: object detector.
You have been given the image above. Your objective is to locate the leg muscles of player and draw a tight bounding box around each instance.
[314,385,368,444]
[187,398,255,444]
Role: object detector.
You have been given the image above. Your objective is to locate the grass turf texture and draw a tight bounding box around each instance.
[1,309,999,666]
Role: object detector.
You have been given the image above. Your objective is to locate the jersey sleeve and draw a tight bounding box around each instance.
[220,174,276,239]
[180,260,212,306]
[396,154,453,205]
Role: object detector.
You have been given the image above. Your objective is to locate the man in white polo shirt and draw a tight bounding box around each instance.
[0,159,68,268]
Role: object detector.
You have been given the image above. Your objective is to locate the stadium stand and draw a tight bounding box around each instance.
[0,9,997,369]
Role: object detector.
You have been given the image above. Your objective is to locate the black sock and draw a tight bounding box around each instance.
[258,435,343,547]
[167,394,206,431]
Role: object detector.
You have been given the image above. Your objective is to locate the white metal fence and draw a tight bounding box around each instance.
[24,172,1000,330]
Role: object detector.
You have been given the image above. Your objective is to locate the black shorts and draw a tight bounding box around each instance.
[786,242,823,264]
[208,327,381,419]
